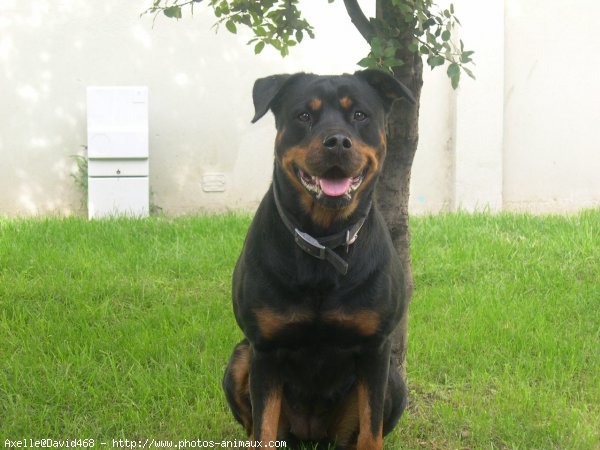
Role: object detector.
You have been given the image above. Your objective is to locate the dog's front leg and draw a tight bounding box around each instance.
[356,340,392,450]
[249,349,282,449]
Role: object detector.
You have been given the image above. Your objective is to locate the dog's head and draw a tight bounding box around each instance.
[252,70,414,228]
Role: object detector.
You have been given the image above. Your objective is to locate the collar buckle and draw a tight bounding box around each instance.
[294,229,326,260]
[345,229,360,253]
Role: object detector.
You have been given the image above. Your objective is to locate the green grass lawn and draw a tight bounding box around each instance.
[0,211,598,449]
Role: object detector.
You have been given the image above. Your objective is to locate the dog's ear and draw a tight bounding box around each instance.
[354,69,416,112]
[251,74,294,123]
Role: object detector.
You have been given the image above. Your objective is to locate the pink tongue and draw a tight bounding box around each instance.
[319,178,352,197]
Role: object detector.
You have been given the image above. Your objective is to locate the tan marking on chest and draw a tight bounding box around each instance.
[254,307,315,339]
[321,309,380,336]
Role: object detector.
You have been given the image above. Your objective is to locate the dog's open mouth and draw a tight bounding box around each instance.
[297,166,365,200]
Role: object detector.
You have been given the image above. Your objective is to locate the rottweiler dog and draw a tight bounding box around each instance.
[223,69,415,450]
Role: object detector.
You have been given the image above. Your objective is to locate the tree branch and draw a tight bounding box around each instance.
[343,0,375,43]
[285,0,293,24]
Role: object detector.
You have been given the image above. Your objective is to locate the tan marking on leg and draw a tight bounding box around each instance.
[231,343,252,434]
[260,388,283,446]
[330,384,359,447]
[357,383,383,450]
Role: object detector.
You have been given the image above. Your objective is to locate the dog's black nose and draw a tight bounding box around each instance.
[323,134,352,150]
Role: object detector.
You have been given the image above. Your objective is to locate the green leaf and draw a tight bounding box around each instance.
[399,3,414,16]
[383,46,397,58]
[370,37,383,57]
[428,55,445,68]
[218,1,229,15]
[442,30,451,41]
[254,41,265,54]
[295,30,303,43]
[357,56,376,68]
[460,50,475,63]
[426,31,437,46]
[423,18,436,29]
[271,39,281,51]
[450,71,460,89]
[240,15,252,27]
[384,57,405,68]
[447,62,460,78]
[463,66,476,79]
[163,6,182,19]
[225,20,237,34]
[447,63,461,88]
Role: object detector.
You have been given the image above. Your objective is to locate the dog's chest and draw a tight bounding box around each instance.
[252,287,384,348]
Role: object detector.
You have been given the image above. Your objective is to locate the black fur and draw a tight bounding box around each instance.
[223,70,413,449]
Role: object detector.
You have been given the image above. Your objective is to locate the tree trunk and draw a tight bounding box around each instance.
[343,0,425,380]
[375,1,424,381]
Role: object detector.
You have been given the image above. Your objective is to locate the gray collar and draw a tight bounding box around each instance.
[272,186,371,275]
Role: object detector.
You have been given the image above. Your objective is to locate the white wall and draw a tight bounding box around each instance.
[503,0,600,212]
[0,0,383,215]
[453,0,504,212]
[0,0,599,216]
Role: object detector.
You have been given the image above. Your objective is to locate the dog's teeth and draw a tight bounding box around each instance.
[349,176,363,193]
[344,193,352,200]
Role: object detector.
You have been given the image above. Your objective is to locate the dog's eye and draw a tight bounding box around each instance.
[353,111,367,122]
[298,112,312,122]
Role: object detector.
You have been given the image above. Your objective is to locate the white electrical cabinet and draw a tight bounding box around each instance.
[87,86,149,219]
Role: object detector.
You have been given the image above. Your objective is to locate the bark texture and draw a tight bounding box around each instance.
[344,0,425,380]
[377,62,423,380]
[374,2,424,380]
